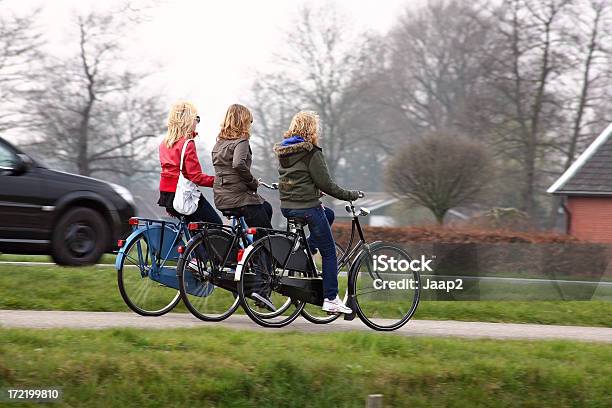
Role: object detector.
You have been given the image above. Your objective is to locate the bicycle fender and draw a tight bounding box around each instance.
[114,225,164,270]
[345,240,384,320]
[234,243,257,281]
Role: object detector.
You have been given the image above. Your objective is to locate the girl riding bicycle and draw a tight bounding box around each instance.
[273,110,360,314]
[211,103,275,310]
[157,101,221,225]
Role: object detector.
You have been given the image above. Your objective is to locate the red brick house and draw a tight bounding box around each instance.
[548,123,612,242]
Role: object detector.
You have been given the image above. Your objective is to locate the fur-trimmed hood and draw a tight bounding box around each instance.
[273,140,314,156]
[273,140,319,167]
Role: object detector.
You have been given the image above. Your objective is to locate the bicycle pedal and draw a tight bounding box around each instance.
[326,311,340,316]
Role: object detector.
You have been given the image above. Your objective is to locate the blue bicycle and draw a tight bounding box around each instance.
[116,216,193,316]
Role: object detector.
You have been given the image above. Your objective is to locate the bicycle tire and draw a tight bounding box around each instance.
[177,232,241,322]
[349,242,420,331]
[237,237,305,328]
[117,231,181,316]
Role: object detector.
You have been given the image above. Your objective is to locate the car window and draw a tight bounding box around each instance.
[0,143,18,168]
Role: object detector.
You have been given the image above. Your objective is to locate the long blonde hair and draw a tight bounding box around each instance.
[163,101,198,148]
[284,110,319,145]
[218,104,253,140]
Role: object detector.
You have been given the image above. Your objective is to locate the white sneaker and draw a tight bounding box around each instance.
[322,295,352,314]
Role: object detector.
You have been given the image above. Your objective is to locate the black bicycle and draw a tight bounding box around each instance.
[236,196,421,331]
[175,181,293,322]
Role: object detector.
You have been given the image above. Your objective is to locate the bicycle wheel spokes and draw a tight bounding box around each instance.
[118,234,180,316]
[352,243,420,331]
[179,238,240,321]
[238,242,304,328]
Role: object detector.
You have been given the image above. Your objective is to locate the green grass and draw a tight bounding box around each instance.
[0,327,610,407]
[0,264,610,327]
[0,253,115,264]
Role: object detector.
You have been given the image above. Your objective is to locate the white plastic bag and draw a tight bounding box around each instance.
[173,139,199,215]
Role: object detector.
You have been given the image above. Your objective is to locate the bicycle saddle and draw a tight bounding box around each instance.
[221,209,242,218]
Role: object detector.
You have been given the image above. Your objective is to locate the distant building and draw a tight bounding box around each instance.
[548,123,612,242]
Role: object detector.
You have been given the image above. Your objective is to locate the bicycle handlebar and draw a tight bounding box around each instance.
[349,191,366,204]
[258,179,278,190]
[257,179,361,200]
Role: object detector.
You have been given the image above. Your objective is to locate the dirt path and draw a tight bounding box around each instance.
[1,310,610,343]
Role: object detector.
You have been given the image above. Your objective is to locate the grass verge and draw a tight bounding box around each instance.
[0,327,610,407]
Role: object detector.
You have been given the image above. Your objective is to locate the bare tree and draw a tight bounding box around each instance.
[474,0,574,217]
[249,5,379,177]
[24,9,165,180]
[386,131,492,224]
[249,76,296,181]
[376,1,495,138]
[0,2,42,132]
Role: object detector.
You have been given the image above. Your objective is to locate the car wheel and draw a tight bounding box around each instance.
[51,207,110,266]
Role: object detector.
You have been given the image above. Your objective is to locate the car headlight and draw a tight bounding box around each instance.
[110,183,135,206]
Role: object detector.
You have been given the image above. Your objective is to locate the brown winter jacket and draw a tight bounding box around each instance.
[211,138,264,210]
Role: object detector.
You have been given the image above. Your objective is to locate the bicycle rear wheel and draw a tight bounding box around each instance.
[177,233,240,322]
[300,243,350,324]
[238,238,305,328]
[350,242,420,331]
[117,232,181,316]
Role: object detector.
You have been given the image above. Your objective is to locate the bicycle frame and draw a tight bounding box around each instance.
[186,216,253,271]
[115,217,191,276]
[335,202,370,271]
[234,202,371,292]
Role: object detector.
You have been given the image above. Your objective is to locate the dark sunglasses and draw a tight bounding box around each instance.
[195,115,201,123]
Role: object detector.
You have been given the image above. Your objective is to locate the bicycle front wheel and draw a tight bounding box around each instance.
[117,233,181,316]
[350,242,420,331]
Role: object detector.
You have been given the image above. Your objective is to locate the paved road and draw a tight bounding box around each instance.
[1,310,610,343]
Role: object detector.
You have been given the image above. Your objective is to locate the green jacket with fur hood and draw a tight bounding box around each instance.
[273,138,359,209]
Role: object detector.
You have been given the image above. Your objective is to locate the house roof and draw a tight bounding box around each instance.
[548,123,612,196]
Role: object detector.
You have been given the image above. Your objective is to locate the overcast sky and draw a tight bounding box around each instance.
[5,0,414,148]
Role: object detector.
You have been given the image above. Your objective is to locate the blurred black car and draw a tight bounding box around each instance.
[0,136,135,266]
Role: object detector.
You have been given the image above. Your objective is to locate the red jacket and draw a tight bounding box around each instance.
[159,137,214,192]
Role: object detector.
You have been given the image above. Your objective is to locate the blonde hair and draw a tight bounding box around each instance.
[163,101,198,148]
[218,104,252,140]
[284,110,319,145]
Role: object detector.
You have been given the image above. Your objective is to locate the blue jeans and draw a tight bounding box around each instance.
[281,205,338,300]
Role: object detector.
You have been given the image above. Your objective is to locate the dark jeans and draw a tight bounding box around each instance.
[224,201,273,240]
[224,201,274,296]
[159,192,222,225]
[307,206,334,253]
[281,205,338,300]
